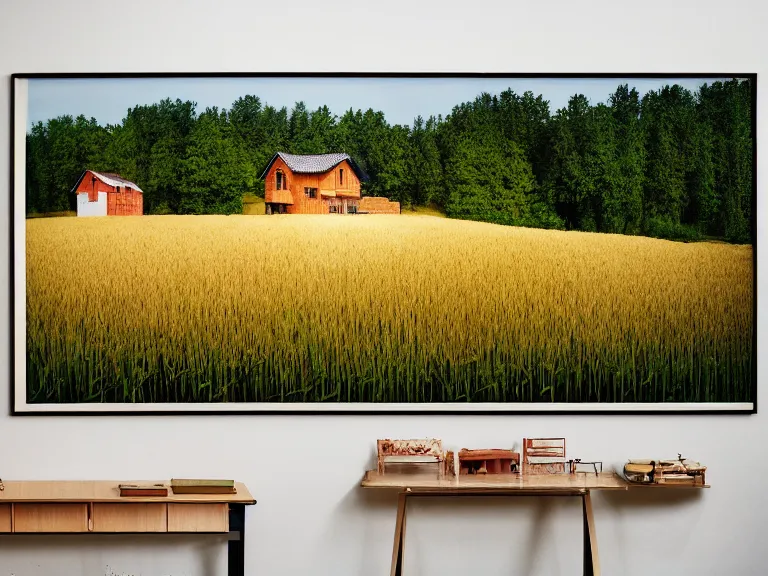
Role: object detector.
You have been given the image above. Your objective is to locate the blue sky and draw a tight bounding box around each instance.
[25,76,733,130]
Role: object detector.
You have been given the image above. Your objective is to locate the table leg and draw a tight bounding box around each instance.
[582,492,600,576]
[228,503,246,576]
[390,492,408,576]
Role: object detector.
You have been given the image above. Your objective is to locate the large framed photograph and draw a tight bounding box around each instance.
[10,72,757,415]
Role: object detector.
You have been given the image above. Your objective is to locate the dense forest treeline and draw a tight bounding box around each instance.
[25,79,753,243]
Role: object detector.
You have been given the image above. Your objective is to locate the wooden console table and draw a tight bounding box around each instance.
[0,481,256,576]
[361,471,629,576]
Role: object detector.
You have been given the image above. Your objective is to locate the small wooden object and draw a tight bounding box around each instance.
[568,459,603,475]
[624,455,707,486]
[522,438,567,474]
[170,479,236,494]
[119,483,168,497]
[377,439,446,476]
[456,449,520,475]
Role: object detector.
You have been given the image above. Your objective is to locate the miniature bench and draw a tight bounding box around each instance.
[377,439,446,475]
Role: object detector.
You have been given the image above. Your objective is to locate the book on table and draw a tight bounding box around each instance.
[119,483,169,497]
[170,479,237,494]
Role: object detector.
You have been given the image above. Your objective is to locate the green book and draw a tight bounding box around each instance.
[170,478,235,487]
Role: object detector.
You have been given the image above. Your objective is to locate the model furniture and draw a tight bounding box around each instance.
[569,459,604,475]
[0,480,256,576]
[623,455,708,486]
[456,449,520,475]
[522,437,568,474]
[377,439,447,475]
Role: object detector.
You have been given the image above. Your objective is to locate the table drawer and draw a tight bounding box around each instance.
[0,504,11,532]
[93,503,168,532]
[167,503,228,532]
[14,503,89,532]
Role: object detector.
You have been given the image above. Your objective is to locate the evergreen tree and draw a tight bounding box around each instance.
[180,107,255,214]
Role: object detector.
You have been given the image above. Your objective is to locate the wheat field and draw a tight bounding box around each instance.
[24,214,754,404]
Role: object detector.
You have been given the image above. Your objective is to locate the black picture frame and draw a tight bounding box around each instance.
[9,71,758,416]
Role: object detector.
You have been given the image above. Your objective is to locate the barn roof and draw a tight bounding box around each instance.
[260,152,369,182]
[71,170,144,194]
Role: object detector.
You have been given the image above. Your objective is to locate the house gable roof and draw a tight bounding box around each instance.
[71,170,144,194]
[260,152,369,182]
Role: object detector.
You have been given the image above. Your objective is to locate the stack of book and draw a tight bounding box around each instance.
[119,483,168,497]
[170,479,236,494]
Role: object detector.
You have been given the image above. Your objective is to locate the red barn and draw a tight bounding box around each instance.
[72,170,143,217]
[260,152,400,215]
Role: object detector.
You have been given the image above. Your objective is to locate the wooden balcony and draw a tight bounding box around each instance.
[265,189,293,204]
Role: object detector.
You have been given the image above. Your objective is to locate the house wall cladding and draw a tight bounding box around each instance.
[290,172,332,214]
[107,190,143,215]
[264,157,293,205]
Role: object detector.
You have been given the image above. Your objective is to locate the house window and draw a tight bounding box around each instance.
[276,170,285,190]
[304,187,317,199]
[339,168,344,186]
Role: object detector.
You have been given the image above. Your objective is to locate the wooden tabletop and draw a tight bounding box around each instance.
[361,470,628,494]
[0,481,256,504]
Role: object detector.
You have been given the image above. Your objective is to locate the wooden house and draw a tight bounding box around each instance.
[72,170,143,217]
[260,152,400,215]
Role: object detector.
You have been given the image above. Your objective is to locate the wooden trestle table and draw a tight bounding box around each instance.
[361,470,630,576]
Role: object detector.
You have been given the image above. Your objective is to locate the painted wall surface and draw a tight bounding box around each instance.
[1,1,767,576]
[76,191,108,217]
[106,189,143,216]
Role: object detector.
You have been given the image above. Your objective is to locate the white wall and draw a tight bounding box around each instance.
[1,1,766,575]
[77,192,108,217]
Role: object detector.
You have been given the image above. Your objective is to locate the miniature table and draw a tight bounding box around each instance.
[361,470,628,576]
[0,481,256,576]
